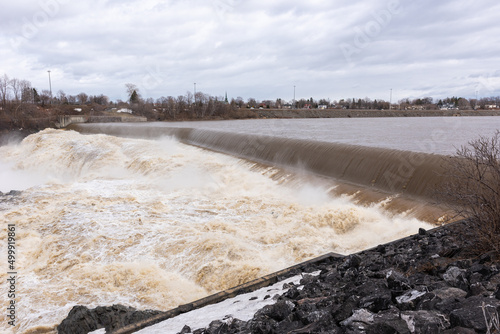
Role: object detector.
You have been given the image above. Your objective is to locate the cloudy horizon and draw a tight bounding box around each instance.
[1,0,500,103]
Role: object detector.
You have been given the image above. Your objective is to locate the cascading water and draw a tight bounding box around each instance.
[1,128,434,333]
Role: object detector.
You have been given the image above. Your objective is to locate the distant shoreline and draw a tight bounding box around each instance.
[254,108,500,119]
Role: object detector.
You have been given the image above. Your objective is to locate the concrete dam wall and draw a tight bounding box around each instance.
[57,115,147,128]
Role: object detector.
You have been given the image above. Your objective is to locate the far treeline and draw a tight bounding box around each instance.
[1,73,500,131]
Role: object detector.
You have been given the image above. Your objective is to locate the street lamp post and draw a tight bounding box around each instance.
[47,70,52,104]
[389,88,392,110]
[293,85,296,109]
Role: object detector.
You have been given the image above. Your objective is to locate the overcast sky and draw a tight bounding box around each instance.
[1,0,500,103]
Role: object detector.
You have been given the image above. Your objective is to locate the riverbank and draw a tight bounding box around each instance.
[255,108,500,119]
[58,219,500,333]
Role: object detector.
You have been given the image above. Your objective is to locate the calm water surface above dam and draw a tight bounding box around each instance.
[134,116,500,155]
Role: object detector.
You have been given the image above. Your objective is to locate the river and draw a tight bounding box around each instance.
[0,116,498,333]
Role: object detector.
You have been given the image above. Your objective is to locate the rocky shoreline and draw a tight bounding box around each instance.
[58,220,500,333]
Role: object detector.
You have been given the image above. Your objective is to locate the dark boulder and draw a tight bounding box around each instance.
[57,304,163,334]
[449,296,500,332]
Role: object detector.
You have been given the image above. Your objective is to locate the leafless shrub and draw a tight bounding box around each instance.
[482,302,500,334]
[440,131,500,253]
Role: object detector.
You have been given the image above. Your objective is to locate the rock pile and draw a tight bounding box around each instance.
[187,221,500,334]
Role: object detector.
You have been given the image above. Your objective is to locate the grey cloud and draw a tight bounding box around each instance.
[2,0,500,101]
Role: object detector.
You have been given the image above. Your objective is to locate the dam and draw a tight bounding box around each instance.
[69,123,447,202]
[1,116,499,333]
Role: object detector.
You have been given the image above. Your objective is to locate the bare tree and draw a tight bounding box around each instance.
[167,96,176,119]
[457,98,470,110]
[441,131,500,253]
[68,95,77,104]
[90,94,108,105]
[77,92,88,105]
[176,95,187,117]
[57,90,67,104]
[40,90,51,106]
[235,96,244,108]
[0,74,10,106]
[9,77,21,103]
[20,80,32,103]
[247,97,257,108]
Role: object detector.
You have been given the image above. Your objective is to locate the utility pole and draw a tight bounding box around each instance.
[194,82,196,105]
[48,70,52,104]
[389,88,392,110]
[293,85,296,109]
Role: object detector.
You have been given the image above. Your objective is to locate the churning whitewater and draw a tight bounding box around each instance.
[0,129,430,333]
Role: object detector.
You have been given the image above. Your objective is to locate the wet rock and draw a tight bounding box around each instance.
[401,310,450,333]
[469,263,491,276]
[433,287,467,300]
[340,309,374,328]
[369,309,411,334]
[358,280,392,313]
[375,244,386,254]
[442,327,477,334]
[57,304,163,334]
[486,273,500,292]
[299,273,317,285]
[283,286,301,299]
[385,269,410,293]
[205,320,229,334]
[396,290,427,310]
[340,254,362,270]
[255,300,295,322]
[178,325,192,334]
[248,317,278,333]
[449,296,500,332]
[443,266,468,290]
[469,282,488,296]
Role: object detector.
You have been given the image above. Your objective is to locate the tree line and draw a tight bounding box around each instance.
[1,73,500,131]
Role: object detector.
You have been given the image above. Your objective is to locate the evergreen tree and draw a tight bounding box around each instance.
[33,88,40,104]
[130,90,139,104]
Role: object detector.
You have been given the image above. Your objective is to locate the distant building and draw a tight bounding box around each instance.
[318,104,328,109]
[439,103,458,110]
